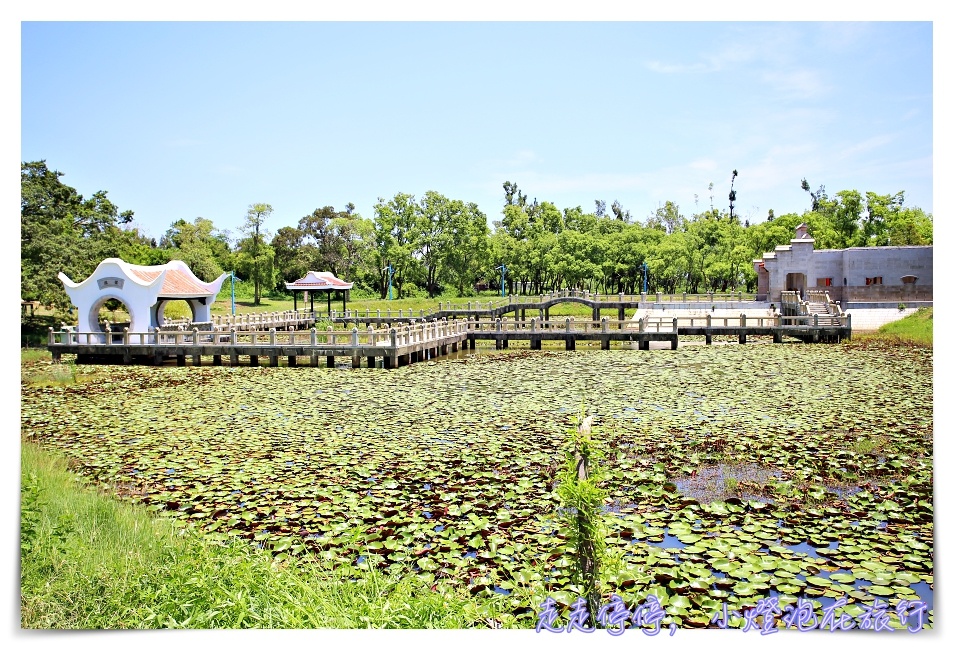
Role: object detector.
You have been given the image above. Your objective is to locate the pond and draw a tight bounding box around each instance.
[20,342,933,629]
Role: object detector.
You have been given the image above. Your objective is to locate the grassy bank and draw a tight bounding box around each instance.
[854,307,933,347]
[19,441,508,629]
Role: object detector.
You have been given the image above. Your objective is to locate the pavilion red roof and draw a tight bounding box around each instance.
[286,271,353,291]
[130,268,213,297]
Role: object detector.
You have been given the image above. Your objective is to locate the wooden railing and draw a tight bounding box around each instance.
[163,310,320,331]
[48,319,471,349]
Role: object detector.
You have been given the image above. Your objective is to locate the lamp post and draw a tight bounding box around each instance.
[230,271,236,316]
[383,264,394,301]
[641,262,648,295]
[496,264,507,297]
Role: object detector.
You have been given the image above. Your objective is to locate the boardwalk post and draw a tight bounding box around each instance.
[48,328,62,362]
[192,328,201,366]
[268,328,279,366]
[122,328,131,364]
[310,327,318,366]
[739,314,746,344]
[846,313,851,340]
[352,327,359,368]
[230,329,238,365]
[385,328,397,369]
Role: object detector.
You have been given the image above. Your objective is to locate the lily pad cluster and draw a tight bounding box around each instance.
[21,342,932,628]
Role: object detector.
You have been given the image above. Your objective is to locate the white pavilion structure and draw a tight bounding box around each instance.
[58,258,228,334]
[286,271,353,314]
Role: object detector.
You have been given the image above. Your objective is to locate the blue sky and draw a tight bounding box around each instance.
[20,18,935,242]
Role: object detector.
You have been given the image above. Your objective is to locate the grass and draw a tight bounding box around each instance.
[19,441,512,629]
[849,307,933,348]
[20,350,87,387]
[874,306,933,346]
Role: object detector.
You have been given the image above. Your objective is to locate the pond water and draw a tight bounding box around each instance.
[21,342,933,628]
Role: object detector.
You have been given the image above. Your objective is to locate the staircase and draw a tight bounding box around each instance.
[806,300,840,325]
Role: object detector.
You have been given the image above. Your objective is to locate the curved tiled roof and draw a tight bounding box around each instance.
[286,271,353,291]
[129,268,212,297]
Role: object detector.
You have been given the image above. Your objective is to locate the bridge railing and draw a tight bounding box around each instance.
[467,316,641,334]
[48,318,470,349]
[332,291,759,320]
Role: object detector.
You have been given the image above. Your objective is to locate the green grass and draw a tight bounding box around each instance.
[854,307,933,347]
[20,350,87,388]
[19,442,512,629]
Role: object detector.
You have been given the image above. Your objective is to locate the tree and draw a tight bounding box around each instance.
[159,217,233,281]
[442,201,489,296]
[21,160,141,308]
[418,191,452,298]
[373,193,420,299]
[728,170,738,220]
[503,181,527,207]
[885,206,933,245]
[271,225,310,288]
[611,200,630,222]
[800,178,827,212]
[235,203,274,305]
[654,201,685,235]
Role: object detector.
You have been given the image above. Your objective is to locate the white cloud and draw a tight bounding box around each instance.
[836,134,897,159]
[645,60,711,74]
[759,68,829,100]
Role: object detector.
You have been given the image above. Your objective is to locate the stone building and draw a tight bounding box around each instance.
[754,224,932,306]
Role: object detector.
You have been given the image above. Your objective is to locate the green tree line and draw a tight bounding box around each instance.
[22,161,933,309]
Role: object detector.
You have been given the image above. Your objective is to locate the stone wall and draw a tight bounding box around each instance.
[843,246,933,287]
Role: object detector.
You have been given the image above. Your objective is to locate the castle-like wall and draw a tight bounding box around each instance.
[843,246,933,287]
[755,228,932,305]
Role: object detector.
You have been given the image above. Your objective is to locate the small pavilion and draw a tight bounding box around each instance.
[59,258,228,333]
[286,271,353,315]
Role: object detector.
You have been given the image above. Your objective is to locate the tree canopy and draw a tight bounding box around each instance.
[22,162,933,310]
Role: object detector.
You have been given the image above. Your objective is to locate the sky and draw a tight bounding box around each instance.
[18,16,935,243]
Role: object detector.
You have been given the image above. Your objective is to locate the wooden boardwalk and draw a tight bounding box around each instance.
[48,321,469,369]
[48,312,850,369]
[467,314,850,350]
